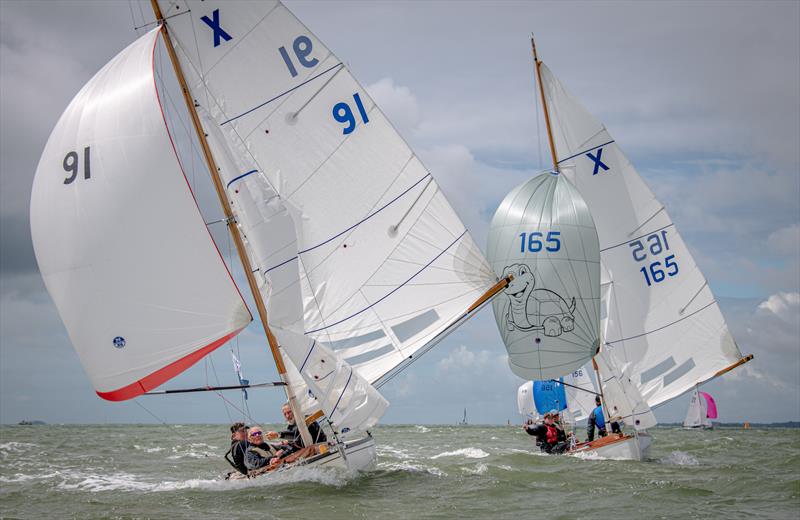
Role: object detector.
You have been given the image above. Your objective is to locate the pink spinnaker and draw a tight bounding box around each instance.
[700,392,718,419]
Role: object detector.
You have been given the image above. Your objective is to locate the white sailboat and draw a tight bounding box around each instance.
[30,0,508,476]
[683,388,717,429]
[495,36,753,461]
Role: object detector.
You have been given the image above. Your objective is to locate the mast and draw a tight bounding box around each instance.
[150,1,314,448]
[531,35,559,173]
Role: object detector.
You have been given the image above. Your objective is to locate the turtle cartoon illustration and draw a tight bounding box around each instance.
[501,264,576,337]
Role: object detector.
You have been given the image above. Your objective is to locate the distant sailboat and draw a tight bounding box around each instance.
[683,388,717,429]
[459,408,468,425]
[30,0,509,476]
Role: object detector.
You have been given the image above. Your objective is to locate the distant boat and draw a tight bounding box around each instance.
[683,388,717,429]
[459,408,468,425]
[17,420,46,426]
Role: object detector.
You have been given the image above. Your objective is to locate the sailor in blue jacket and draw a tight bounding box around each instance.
[586,395,607,441]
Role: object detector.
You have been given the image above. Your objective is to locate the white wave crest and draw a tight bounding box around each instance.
[462,463,488,475]
[659,451,699,466]
[414,425,430,433]
[430,448,489,460]
[377,461,446,477]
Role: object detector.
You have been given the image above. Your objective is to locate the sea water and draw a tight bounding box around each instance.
[1,424,798,519]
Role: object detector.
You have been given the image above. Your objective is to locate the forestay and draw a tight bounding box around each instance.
[203,112,387,434]
[538,63,746,407]
[158,0,497,386]
[30,29,251,400]
[487,172,600,380]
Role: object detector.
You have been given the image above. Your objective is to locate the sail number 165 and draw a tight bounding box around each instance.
[519,231,561,253]
[629,229,679,287]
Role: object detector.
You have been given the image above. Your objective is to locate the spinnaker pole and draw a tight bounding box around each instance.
[150,1,314,448]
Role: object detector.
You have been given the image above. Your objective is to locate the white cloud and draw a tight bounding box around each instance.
[757,292,800,323]
[366,77,421,139]
[767,224,800,257]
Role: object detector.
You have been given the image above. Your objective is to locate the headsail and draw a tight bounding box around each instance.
[538,62,749,407]
[517,381,536,419]
[30,28,251,400]
[203,112,387,434]
[157,0,498,387]
[532,379,568,415]
[487,172,601,380]
[563,365,597,422]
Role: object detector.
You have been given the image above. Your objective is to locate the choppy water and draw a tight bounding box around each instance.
[1,424,798,519]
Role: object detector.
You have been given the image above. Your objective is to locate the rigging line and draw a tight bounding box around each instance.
[605,299,717,345]
[298,173,432,255]
[209,352,234,424]
[143,382,287,395]
[134,399,169,425]
[184,0,211,112]
[305,231,468,334]
[127,0,138,34]
[534,60,542,170]
[627,206,666,238]
[226,169,258,189]
[549,378,599,396]
[556,140,616,165]
[600,223,675,253]
[221,63,344,126]
[289,64,345,120]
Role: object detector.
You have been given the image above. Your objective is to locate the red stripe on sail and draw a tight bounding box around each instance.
[96,328,244,402]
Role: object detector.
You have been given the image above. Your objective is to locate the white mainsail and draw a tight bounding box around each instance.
[517,380,536,419]
[203,112,387,434]
[157,0,499,387]
[538,62,750,407]
[487,172,601,380]
[683,388,707,428]
[29,28,252,400]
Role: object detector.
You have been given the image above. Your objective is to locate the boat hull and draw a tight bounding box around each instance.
[569,432,651,461]
[229,434,376,480]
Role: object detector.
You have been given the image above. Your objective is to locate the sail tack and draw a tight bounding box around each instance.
[158,0,497,387]
[30,29,251,400]
[487,173,601,380]
[538,63,747,407]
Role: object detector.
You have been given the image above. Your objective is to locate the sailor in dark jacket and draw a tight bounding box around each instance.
[225,422,249,476]
[587,395,607,441]
[524,413,568,454]
[267,403,327,451]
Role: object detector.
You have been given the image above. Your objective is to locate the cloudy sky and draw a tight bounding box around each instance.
[1,0,798,426]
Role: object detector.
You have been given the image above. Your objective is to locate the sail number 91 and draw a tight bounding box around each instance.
[629,230,679,286]
[519,231,561,253]
[63,147,90,184]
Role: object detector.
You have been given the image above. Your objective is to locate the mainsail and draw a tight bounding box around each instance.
[29,28,252,400]
[157,0,499,387]
[487,172,600,380]
[537,61,751,407]
[563,365,597,422]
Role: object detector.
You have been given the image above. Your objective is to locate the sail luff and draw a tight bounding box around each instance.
[150,1,313,447]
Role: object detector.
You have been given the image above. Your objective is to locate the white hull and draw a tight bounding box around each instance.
[569,432,652,461]
[229,434,376,480]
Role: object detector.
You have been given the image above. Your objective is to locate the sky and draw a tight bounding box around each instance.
[1,0,798,426]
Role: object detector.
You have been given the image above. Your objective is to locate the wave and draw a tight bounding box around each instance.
[377,461,446,477]
[430,448,489,460]
[659,451,699,466]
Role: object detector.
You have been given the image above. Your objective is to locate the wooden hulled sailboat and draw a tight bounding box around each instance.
[489,36,753,460]
[30,0,508,476]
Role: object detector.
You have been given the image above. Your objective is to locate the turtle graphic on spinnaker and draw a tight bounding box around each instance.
[501,264,576,337]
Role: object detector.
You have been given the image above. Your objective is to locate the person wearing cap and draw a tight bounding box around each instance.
[523,412,568,454]
[587,395,607,441]
[224,422,249,476]
[244,426,286,472]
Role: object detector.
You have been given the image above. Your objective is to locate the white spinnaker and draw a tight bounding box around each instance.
[517,381,537,419]
[29,28,251,400]
[539,63,745,407]
[487,172,600,380]
[158,0,497,386]
[564,365,597,422]
[204,113,387,434]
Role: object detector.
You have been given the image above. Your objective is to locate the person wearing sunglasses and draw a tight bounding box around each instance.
[244,426,285,472]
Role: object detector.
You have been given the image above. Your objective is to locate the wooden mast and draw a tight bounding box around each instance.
[149,1,314,448]
[531,35,560,173]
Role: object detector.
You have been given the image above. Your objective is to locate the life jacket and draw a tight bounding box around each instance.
[594,406,606,429]
[545,424,558,445]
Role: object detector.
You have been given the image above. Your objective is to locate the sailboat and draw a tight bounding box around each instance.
[517,366,598,424]
[683,388,717,429]
[459,408,468,425]
[30,0,508,476]
[490,36,753,460]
